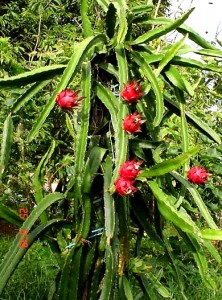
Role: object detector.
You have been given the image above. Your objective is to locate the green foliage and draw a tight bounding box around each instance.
[0,0,222,299]
[0,0,81,66]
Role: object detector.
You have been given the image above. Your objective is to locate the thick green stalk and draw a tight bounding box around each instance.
[73,62,91,239]
[80,0,93,37]
[110,44,129,191]
[175,89,189,207]
[99,245,115,300]
[112,42,130,281]
[103,156,115,244]
[118,197,130,275]
[0,115,13,184]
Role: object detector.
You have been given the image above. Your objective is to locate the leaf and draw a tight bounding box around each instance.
[164,65,194,96]
[138,274,158,300]
[156,34,188,74]
[0,203,22,227]
[21,193,62,230]
[99,62,119,79]
[139,16,220,51]
[186,111,221,144]
[138,146,200,178]
[132,52,163,127]
[11,80,50,113]
[171,171,218,229]
[201,229,222,240]
[65,114,75,138]
[172,56,222,73]
[201,239,221,263]
[0,65,66,88]
[95,81,118,133]
[0,115,13,181]
[96,0,109,12]
[119,276,134,300]
[134,16,219,51]
[193,48,222,58]
[148,181,199,235]
[141,273,170,299]
[178,24,220,50]
[27,34,106,142]
[0,192,63,274]
[82,146,107,194]
[130,139,162,153]
[140,51,222,73]
[130,196,163,246]
[131,4,153,15]
[164,93,221,144]
[33,140,56,223]
[139,52,163,65]
[131,9,194,45]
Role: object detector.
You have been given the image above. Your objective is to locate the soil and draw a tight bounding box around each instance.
[0,219,18,236]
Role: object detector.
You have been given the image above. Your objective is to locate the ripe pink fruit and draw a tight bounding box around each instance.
[56,89,84,110]
[114,177,138,196]
[119,160,142,180]
[187,166,209,184]
[123,112,145,134]
[121,81,143,103]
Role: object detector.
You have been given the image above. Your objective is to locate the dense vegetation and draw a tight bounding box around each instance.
[0,0,222,299]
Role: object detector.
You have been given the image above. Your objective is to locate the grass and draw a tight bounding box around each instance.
[0,234,59,300]
[165,268,222,300]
